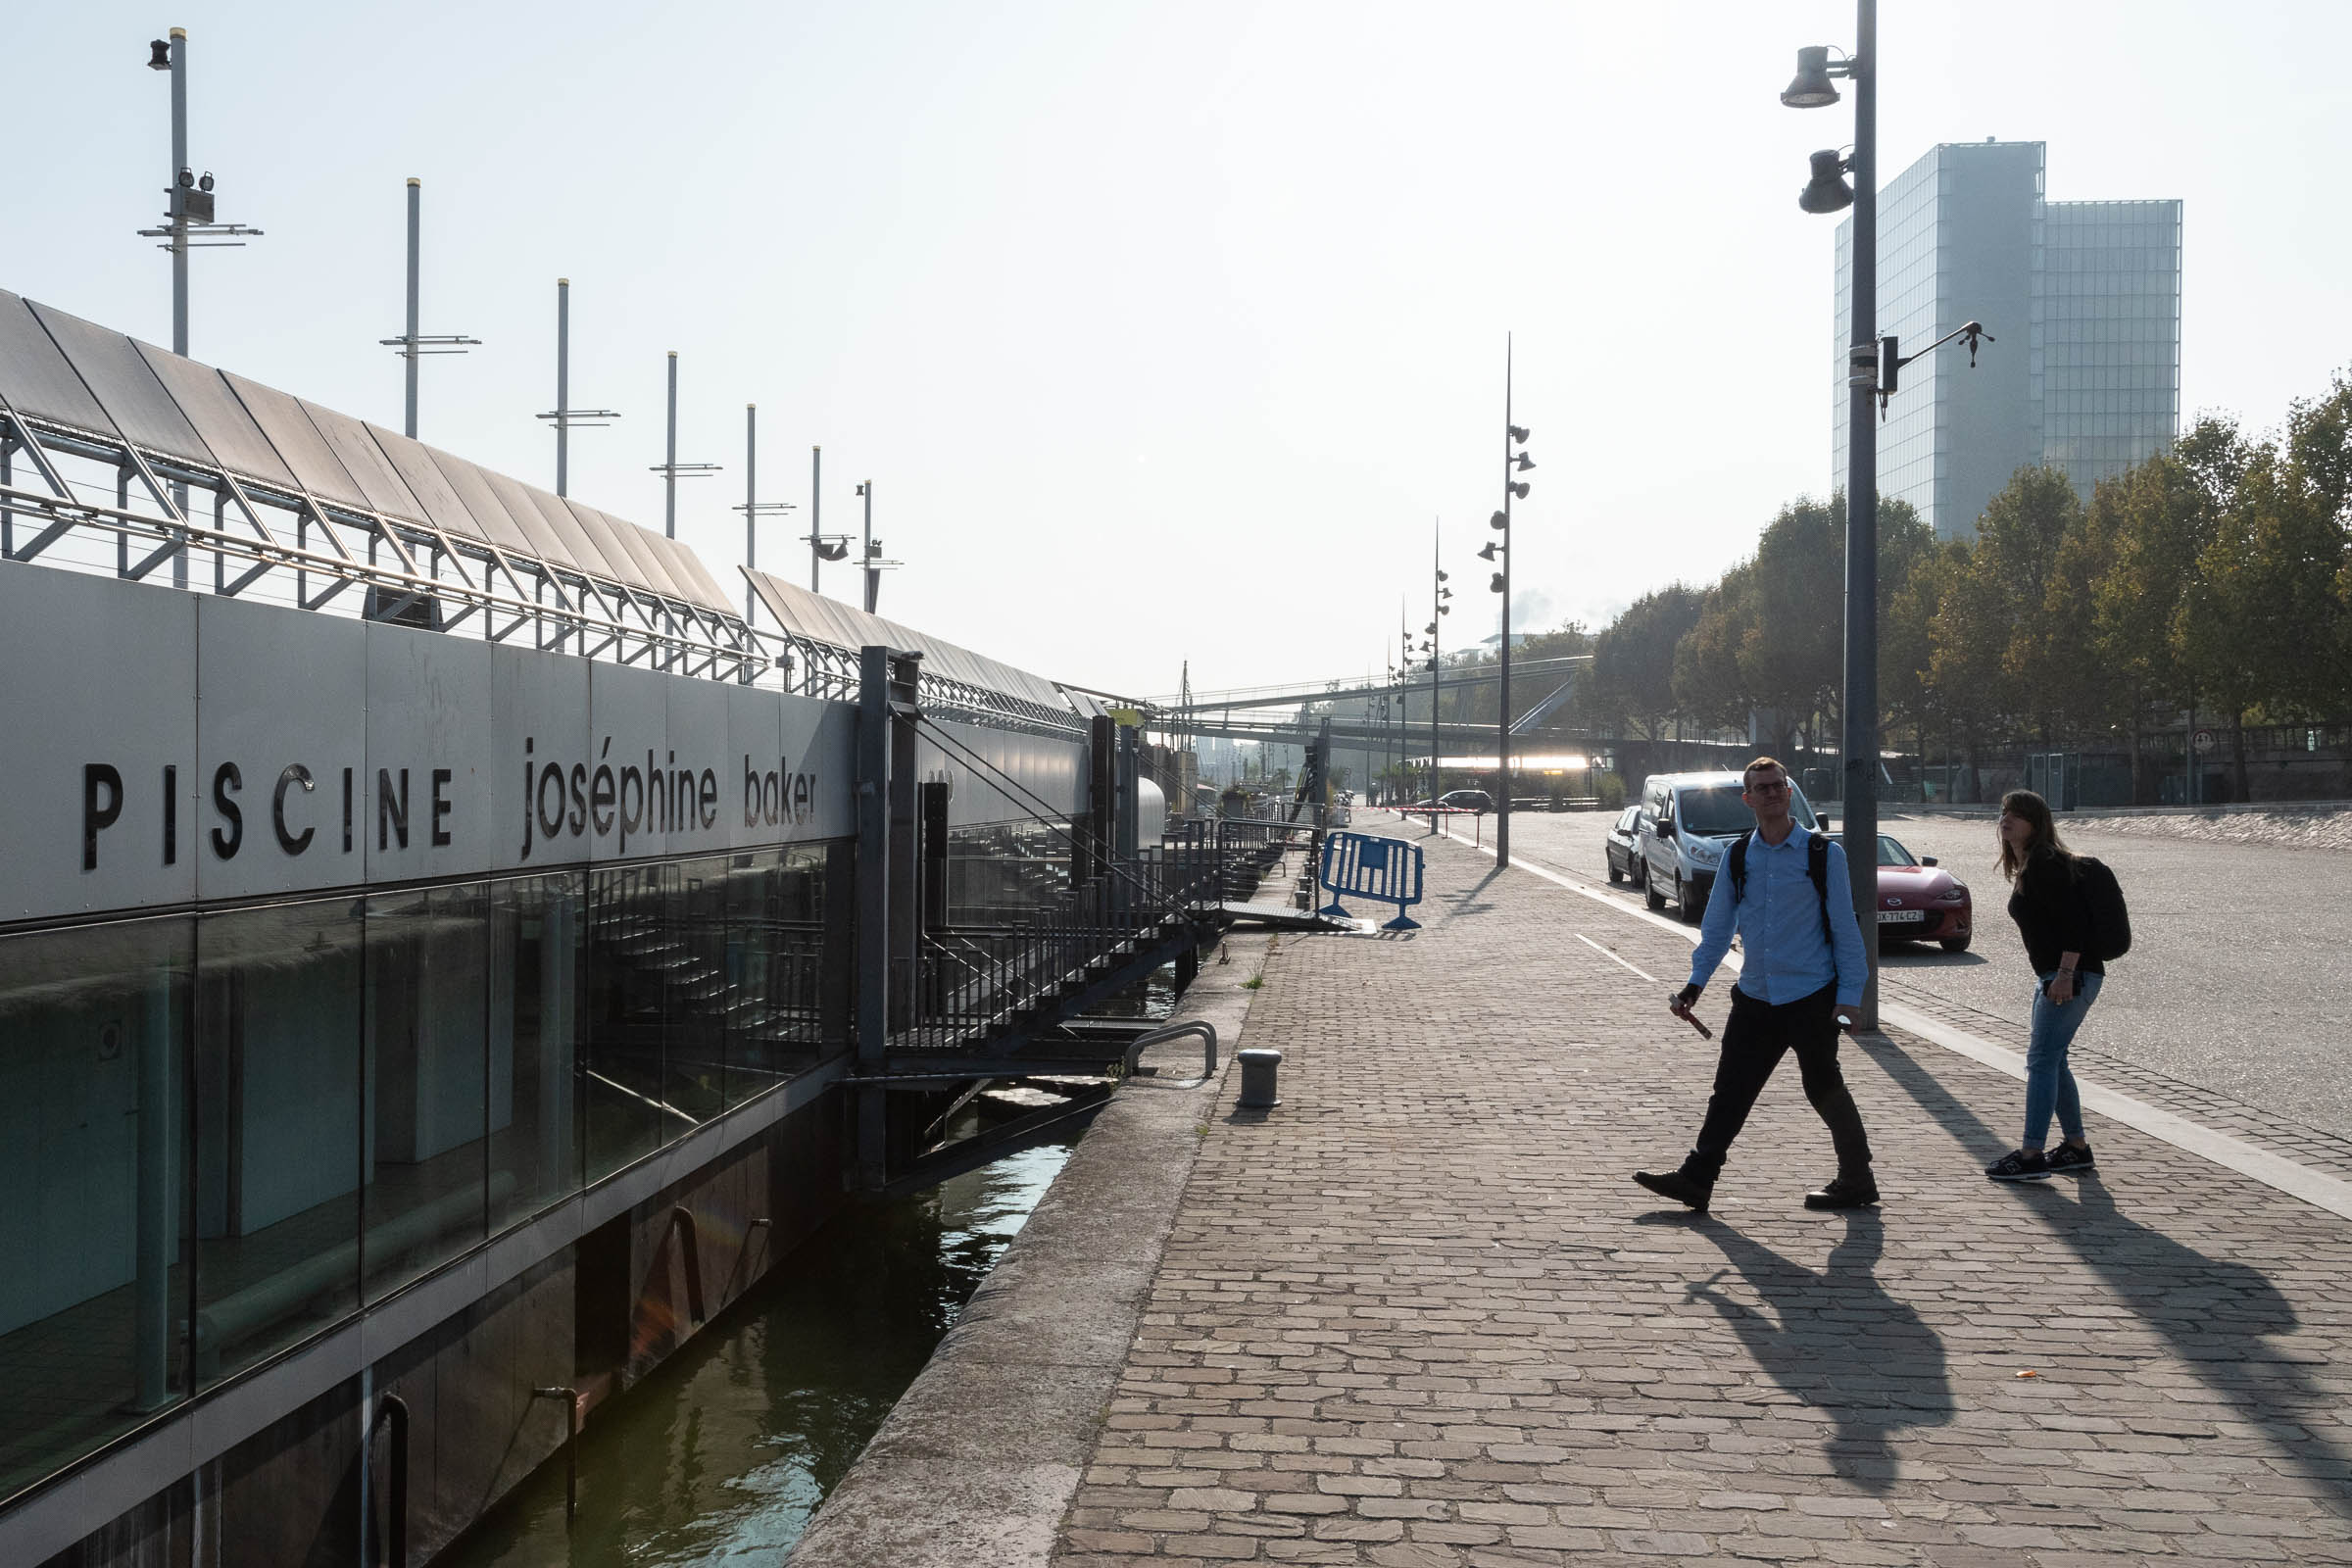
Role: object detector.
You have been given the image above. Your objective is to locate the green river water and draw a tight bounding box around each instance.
[439,1139,1073,1566]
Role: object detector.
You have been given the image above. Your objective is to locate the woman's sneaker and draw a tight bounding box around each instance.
[1985,1150,2050,1182]
[2044,1143,2095,1173]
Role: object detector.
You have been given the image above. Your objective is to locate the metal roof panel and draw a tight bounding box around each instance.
[221,371,371,512]
[419,447,542,559]
[27,302,207,466]
[368,425,480,542]
[0,289,116,437]
[298,400,425,521]
[134,344,299,491]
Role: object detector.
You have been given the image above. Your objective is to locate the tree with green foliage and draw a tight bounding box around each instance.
[1593,585,1702,750]
[1674,564,1754,740]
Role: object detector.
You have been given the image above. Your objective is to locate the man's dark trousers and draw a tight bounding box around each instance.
[1683,981,1872,1182]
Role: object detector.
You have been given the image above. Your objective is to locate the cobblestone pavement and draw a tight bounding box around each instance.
[1051,824,2352,1566]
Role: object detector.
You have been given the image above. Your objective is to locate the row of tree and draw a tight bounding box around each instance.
[1555,370,2352,800]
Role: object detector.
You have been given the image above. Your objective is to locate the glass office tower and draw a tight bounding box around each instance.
[1832,141,2180,538]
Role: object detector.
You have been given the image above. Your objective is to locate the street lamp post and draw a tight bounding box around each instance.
[1482,340,1533,866]
[1785,1,1882,1025]
[1429,518,1450,808]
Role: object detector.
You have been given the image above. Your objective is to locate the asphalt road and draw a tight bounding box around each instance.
[1392,805,2352,1140]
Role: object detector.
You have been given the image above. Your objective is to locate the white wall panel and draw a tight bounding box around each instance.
[0,564,198,920]
[193,594,367,903]
[364,625,495,885]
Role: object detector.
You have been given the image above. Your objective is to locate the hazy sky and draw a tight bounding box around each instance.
[7,3,2347,701]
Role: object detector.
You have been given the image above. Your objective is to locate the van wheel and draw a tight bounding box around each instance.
[1607,860,1624,885]
[1644,875,1665,911]
[1677,876,1705,924]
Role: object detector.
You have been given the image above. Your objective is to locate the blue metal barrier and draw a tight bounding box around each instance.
[1316,831,1425,930]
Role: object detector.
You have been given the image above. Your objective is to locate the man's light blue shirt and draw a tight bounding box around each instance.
[1687,826,1869,1007]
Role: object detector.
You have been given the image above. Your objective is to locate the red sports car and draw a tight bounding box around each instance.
[1876,833,1972,952]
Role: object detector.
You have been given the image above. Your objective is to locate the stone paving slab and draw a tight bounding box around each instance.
[1051,824,2352,1566]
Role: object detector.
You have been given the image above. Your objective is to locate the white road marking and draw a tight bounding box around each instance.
[1439,825,2352,1224]
[1576,932,1660,984]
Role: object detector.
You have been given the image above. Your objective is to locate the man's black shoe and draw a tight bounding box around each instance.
[1634,1169,1713,1211]
[1803,1174,1880,1209]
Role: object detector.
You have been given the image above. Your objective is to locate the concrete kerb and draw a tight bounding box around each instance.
[784,929,1275,1568]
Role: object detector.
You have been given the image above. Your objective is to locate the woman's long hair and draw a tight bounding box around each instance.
[1997,789,2074,882]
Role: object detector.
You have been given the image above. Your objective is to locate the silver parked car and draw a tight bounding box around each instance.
[1638,770,1826,924]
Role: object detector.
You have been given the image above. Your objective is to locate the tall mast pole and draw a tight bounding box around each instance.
[169,29,188,356]
[1432,518,1442,808]
[555,279,570,496]
[745,405,758,621]
[860,480,878,612]
[1497,333,1513,868]
[1840,0,1883,1024]
[402,179,420,438]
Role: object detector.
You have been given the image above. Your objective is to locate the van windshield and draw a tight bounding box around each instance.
[1676,787,1753,835]
[1674,784,1818,836]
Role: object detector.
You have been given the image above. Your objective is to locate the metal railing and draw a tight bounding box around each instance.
[888,827,1232,1054]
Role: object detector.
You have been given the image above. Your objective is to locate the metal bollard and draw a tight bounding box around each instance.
[1236,1048,1283,1108]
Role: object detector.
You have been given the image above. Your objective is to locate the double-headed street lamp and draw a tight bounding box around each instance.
[1784,5,1885,1026]
[1784,1,1987,1028]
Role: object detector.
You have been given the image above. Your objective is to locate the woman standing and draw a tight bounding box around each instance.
[1985,789,2103,1182]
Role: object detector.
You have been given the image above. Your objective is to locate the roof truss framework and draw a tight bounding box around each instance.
[0,289,760,680]
[742,567,1090,736]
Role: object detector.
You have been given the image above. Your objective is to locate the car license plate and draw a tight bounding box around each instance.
[1877,909,1925,924]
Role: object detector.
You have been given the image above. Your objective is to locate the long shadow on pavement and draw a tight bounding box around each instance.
[1431,866,1505,926]
[1853,1031,2352,1493]
[1680,1211,1953,1494]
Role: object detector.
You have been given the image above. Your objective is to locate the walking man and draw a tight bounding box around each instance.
[1635,757,1879,1211]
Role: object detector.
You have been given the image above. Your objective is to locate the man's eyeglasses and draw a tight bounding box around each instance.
[1744,778,1790,795]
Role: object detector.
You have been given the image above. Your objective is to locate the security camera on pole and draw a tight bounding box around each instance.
[138,26,264,590]
[137,28,266,361]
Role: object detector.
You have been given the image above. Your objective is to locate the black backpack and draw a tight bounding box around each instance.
[2074,856,2132,960]
[1725,828,1834,943]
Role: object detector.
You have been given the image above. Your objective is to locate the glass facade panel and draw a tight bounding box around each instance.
[723,846,829,1108]
[488,872,583,1231]
[584,864,672,1179]
[0,916,193,1497]
[665,858,732,1125]
[193,898,364,1385]
[1836,143,2180,539]
[363,884,488,1300]
[0,838,851,1496]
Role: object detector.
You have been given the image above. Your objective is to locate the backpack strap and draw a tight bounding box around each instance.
[1807,830,1834,944]
[1733,829,1837,943]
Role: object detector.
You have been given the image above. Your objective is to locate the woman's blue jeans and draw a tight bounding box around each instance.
[2025,969,2103,1148]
